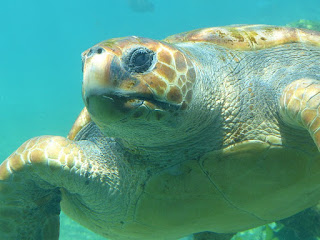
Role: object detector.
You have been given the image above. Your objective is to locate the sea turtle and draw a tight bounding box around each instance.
[1,24,320,240]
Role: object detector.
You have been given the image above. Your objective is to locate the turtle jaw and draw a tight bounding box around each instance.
[84,90,178,125]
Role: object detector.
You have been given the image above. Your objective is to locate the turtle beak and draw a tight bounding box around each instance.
[82,46,145,103]
[82,46,123,123]
[82,46,114,103]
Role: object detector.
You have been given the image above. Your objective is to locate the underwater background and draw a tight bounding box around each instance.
[1,0,320,239]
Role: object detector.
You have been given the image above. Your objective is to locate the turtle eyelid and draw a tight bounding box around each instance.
[122,47,157,74]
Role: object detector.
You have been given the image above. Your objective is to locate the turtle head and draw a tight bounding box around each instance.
[82,36,196,147]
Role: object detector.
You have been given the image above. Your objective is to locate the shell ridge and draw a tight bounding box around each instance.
[164,25,320,51]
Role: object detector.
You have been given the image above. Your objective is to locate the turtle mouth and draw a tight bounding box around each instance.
[87,92,180,111]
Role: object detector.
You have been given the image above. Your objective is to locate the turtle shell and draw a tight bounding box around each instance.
[164,24,320,50]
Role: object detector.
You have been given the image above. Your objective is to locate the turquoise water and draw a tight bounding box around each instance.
[1,0,320,239]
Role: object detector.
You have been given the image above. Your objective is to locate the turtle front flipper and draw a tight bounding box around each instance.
[280,78,320,150]
[0,136,87,240]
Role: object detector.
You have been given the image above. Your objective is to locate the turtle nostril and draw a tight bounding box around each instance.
[87,48,94,58]
[86,47,105,58]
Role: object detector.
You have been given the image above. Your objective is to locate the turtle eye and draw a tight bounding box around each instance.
[124,47,156,73]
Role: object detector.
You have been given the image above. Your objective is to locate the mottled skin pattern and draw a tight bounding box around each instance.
[1,25,320,240]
